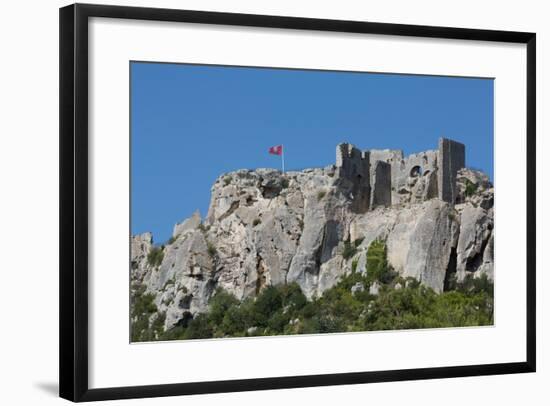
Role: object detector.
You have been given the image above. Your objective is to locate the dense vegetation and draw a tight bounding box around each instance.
[130,283,165,342]
[146,246,164,267]
[131,240,493,341]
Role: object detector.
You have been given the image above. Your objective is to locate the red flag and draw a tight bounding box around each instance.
[268,145,283,156]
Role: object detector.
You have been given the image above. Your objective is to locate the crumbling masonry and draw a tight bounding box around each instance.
[336,137,466,211]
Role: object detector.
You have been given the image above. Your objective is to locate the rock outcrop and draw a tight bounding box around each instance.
[131,160,494,331]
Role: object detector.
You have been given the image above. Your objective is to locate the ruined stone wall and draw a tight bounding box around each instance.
[336,137,465,209]
[402,150,438,180]
[336,143,367,176]
[369,149,404,203]
[395,150,438,204]
[438,138,465,204]
[335,143,370,212]
[370,160,392,208]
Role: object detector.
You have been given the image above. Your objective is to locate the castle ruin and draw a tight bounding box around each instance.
[336,137,465,211]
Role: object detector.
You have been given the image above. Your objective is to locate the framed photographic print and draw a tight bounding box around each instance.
[59,3,536,402]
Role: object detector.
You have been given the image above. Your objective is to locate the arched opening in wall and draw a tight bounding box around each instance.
[410,165,422,177]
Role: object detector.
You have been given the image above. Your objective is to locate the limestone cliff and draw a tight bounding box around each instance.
[131,150,494,331]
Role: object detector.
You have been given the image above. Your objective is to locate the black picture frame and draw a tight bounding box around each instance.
[59,3,536,402]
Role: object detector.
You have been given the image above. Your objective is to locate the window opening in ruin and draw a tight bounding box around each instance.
[410,165,422,177]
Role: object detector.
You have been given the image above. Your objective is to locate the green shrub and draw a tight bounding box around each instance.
[281,178,290,189]
[317,190,326,201]
[362,284,493,330]
[267,310,290,332]
[158,325,187,341]
[146,243,493,341]
[456,273,494,296]
[130,283,161,342]
[167,235,178,244]
[253,286,284,327]
[280,282,307,311]
[342,240,357,260]
[147,246,164,267]
[185,314,213,339]
[366,239,392,283]
[223,176,232,186]
[253,218,261,227]
[221,304,253,336]
[207,241,217,258]
[464,179,478,197]
[208,289,239,326]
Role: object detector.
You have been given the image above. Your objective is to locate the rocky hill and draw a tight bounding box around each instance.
[131,143,494,334]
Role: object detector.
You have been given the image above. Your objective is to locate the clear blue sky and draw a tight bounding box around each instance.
[131,62,493,243]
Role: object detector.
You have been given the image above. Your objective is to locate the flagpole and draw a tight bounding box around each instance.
[282,144,285,174]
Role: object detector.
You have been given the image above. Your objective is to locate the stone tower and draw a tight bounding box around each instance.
[437,138,466,204]
[370,160,392,208]
[335,143,371,213]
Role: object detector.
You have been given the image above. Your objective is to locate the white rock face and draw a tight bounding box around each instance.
[455,205,493,281]
[350,200,459,293]
[401,200,456,292]
[172,210,201,238]
[130,232,153,281]
[369,281,380,296]
[131,165,494,330]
